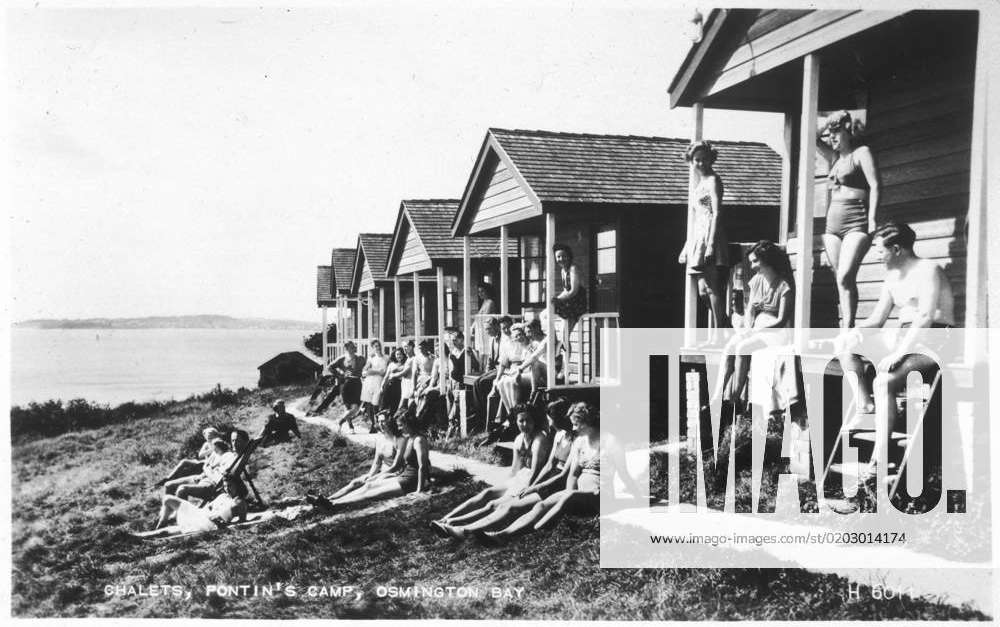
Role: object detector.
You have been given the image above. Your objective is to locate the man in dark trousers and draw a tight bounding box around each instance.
[256,400,301,446]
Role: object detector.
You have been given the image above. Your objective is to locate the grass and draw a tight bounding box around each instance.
[10,386,991,619]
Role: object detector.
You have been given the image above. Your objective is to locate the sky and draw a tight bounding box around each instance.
[7,1,783,324]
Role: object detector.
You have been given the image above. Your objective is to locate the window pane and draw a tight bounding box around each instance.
[597,248,616,274]
[597,229,616,249]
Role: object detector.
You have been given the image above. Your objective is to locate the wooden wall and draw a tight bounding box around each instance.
[396,222,432,276]
[468,150,541,234]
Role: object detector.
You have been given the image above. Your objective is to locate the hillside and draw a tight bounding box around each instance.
[15,315,316,330]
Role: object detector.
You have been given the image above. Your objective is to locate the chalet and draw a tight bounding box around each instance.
[348,233,395,353]
[329,247,359,362]
[315,265,337,363]
[258,351,323,388]
[384,199,516,390]
[451,127,782,388]
[669,9,987,357]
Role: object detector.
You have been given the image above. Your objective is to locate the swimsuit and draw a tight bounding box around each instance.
[397,440,422,492]
[825,152,870,238]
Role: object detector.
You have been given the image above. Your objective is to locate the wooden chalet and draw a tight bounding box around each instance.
[329,247,359,362]
[349,233,396,353]
[258,351,322,388]
[451,127,782,388]
[669,9,988,360]
[385,198,515,391]
[316,265,337,364]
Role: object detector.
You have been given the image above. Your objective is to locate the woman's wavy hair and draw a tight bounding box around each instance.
[396,404,423,435]
[568,402,599,429]
[684,140,718,165]
[822,110,866,143]
[749,240,795,291]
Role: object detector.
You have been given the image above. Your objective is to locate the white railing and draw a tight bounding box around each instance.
[565,312,621,385]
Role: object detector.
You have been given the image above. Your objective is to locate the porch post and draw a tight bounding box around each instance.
[545,213,556,388]
[393,277,402,343]
[499,225,510,315]
[412,272,421,342]
[462,236,472,372]
[683,103,703,346]
[437,266,447,394]
[321,305,328,371]
[336,295,343,355]
[964,20,988,363]
[779,113,795,244]
[378,287,386,343]
[793,53,819,347]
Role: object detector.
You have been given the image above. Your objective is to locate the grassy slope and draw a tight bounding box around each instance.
[10,388,989,620]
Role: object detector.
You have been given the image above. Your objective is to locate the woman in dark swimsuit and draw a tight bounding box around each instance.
[817,110,881,328]
[551,243,587,363]
[329,341,366,433]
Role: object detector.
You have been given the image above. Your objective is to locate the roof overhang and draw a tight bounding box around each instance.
[385,202,434,277]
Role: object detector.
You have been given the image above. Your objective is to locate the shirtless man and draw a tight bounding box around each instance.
[841,222,953,470]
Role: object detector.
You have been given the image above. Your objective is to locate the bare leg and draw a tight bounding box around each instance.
[155,495,184,529]
[836,232,871,329]
[164,459,203,482]
[332,480,406,505]
[489,492,564,538]
[451,497,538,533]
[822,234,845,327]
[327,475,368,501]
[731,336,767,405]
[440,487,505,521]
[338,404,360,430]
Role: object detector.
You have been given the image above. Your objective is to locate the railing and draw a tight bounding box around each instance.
[565,312,621,385]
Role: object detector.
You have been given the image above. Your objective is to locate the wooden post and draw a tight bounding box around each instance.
[393,277,402,344]
[321,306,328,371]
[545,213,556,388]
[336,295,344,355]
[499,224,510,315]
[793,54,819,347]
[412,272,421,342]
[462,236,472,372]
[378,287,386,343]
[964,19,988,364]
[779,113,795,244]
[437,266,447,394]
[683,103,703,347]
[367,292,374,346]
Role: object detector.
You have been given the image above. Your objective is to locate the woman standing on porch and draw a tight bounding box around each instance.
[550,243,587,363]
[678,140,729,330]
[817,110,880,328]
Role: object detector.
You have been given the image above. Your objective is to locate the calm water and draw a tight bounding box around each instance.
[11,328,315,406]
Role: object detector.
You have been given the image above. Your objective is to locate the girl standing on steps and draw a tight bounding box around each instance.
[329,341,365,433]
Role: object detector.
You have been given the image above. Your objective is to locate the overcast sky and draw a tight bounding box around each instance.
[8,1,782,323]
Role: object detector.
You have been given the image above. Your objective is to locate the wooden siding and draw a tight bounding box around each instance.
[469,153,540,235]
[706,10,903,101]
[359,260,376,293]
[396,222,433,275]
[803,58,973,327]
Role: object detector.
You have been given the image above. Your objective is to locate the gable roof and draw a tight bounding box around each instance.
[330,248,357,295]
[316,265,335,306]
[453,128,781,235]
[258,351,323,371]
[386,199,511,275]
[351,233,394,292]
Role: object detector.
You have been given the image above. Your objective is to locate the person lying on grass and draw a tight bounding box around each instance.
[431,400,576,539]
[316,410,407,504]
[306,405,431,510]
[430,403,550,533]
[163,438,236,498]
[162,427,221,483]
[257,399,302,445]
[154,475,249,532]
[472,402,640,544]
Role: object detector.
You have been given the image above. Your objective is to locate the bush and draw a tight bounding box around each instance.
[10,398,168,440]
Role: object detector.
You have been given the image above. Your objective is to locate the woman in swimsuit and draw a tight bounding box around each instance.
[477,402,640,542]
[380,347,408,413]
[817,110,881,328]
[431,404,551,536]
[550,244,587,362]
[359,339,388,426]
[330,341,366,433]
[711,241,794,406]
[412,339,437,401]
[678,140,730,332]
[320,411,407,504]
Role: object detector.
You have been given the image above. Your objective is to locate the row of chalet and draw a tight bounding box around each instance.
[315,8,988,394]
[316,128,782,391]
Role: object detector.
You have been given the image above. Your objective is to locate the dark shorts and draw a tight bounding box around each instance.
[397,468,418,492]
[342,377,362,406]
[825,197,868,238]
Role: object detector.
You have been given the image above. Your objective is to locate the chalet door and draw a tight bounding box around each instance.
[591,224,618,313]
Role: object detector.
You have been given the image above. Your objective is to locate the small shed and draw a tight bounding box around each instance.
[258,351,323,388]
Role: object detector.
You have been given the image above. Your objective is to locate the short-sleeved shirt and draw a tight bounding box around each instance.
[748,274,792,328]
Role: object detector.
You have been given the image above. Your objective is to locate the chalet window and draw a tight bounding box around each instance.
[444,275,458,328]
[596,228,616,274]
[520,235,546,308]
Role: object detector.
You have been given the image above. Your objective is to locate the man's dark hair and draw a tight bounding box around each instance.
[874,222,917,250]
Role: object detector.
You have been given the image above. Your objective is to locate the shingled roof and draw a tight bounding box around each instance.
[454,128,781,234]
[316,266,335,306]
[491,128,780,205]
[358,233,393,280]
[330,248,357,295]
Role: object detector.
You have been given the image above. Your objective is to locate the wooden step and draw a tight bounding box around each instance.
[852,431,908,443]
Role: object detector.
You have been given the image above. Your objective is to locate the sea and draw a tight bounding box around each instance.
[10,327,316,407]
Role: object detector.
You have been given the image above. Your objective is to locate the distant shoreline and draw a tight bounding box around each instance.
[14,314,317,331]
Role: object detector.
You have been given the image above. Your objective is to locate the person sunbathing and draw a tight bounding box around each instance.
[431,400,576,539]
[162,427,221,483]
[154,475,249,532]
[164,439,236,501]
[430,404,550,535]
[313,411,407,505]
[475,403,640,543]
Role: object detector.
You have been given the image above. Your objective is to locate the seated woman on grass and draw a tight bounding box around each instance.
[162,427,221,483]
[475,402,640,543]
[163,438,235,498]
[314,411,407,505]
[430,399,575,539]
[310,406,432,509]
[154,475,249,532]
[430,404,550,533]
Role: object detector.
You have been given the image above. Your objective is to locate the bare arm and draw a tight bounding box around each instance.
[895,264,943,357]
[752,286,793,331]
[527,434,550,485]
[856,146,880,230]
[705,176,723,256]
[509,434,526,477]
[414,436,431,493]
[855,281,894,329]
